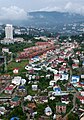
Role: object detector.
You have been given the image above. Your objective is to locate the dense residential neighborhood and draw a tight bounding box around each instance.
[0,25,84,120]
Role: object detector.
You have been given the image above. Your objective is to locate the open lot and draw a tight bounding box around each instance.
[7,60,29,75]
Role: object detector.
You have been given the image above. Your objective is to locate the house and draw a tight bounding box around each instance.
[81,75,84,79]
[77,96,84,104]
[12,76,26,86]
[73,59,79,64]
[13,68,19,74]
[21,79,26,85]
[18,86,25,92]
[79,82,84,88]
[49,80,56,86]
[61,95,69,104]
[54,74,60,81]
[56,103,66,113]
[77,87,83,91]
[44,106,52,116]
[71,75,80,84]
[39,96,48,103]
[15,58,21,63]
[2,47,9,53]
[0,107,6,115]
[24,95,32,101]
[32,75,36,80]
[28,75,32,81]
[4,84,16,94]
[53,85,61,94]
[80,91,84,96]
[49,96,55,100]
[32,85,38,91]
[10,96,20,107]
[67,83,73,91]
[59,67,66,74]
[34,96,48,104]
[46,74,51,79]
[28,103,36,109]
[12,76,21,85]
[72,64,79,69]
[57,58,64,63]
[60,73,69,81]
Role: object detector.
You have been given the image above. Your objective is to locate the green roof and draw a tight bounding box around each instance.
[12,96,19,102]
[56,102,66,106]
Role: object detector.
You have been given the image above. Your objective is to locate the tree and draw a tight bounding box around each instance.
[68,113,79,120]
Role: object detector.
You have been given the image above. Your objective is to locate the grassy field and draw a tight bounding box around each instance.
[7,60,28,76]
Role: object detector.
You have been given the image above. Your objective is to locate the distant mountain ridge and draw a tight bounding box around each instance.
[27,11,84,27]
[1,11,84,27]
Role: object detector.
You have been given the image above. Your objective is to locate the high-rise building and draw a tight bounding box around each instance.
[5,24,13,39]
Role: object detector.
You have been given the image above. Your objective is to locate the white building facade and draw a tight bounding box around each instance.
[5,24,13,39]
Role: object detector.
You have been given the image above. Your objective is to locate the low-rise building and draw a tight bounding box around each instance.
[56,103,66,113]
[4,84,16,94]
[10,96,20,107]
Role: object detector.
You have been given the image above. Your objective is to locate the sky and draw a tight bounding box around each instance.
[0,0,84,20]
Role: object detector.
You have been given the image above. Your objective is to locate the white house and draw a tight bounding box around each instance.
[15,58,21,63]
[45,106,52,116]
[12,76,21,85]
[54,74,60,81]
[0,107,6,115]
[80,91,84,96]
[21,79,26,85]
[32,85,38,91]
[81,75,84,79]
[13,68,19,74]
[24,95,32,101]
[49,80,56,86]
[2,47,9,53]
[12,76,26,86]
[73,59,79,64]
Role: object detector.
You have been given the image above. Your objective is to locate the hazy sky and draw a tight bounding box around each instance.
[0,0,84,20]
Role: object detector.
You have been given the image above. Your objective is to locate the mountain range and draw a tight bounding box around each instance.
[1,11,84,27]
[27,11,84,27]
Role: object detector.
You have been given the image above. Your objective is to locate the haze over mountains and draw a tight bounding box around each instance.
[28,11,84,27]
[1,11,84,28]
[0,11,84,25]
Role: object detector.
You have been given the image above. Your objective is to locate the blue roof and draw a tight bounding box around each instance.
[54,88,61,91]
[10,117,19,120]
[72,75,80,78]
[18,86,25,89]
[80,82,84,84]
[33,56,39,58]
[72,79,77,81]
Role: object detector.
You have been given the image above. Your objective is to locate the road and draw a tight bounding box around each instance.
[63,63,80,120]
